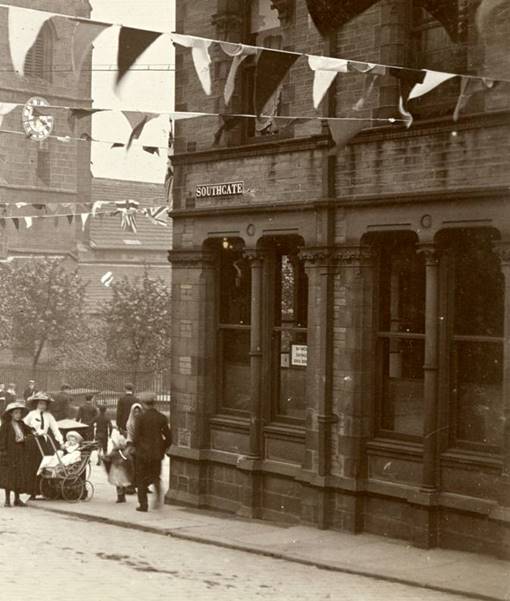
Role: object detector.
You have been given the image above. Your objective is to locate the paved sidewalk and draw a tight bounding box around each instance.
[28,459,509,601]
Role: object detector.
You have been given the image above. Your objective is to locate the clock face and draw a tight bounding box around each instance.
[22,96,54,141]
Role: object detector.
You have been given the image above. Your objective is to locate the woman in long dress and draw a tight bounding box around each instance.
[0,401,33,506]
[23,392,64,499]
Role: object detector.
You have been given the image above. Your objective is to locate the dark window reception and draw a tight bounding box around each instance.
[217,238,251,413]
[269,239,308,421]
[377,235,426,438]
[448,230,504,450]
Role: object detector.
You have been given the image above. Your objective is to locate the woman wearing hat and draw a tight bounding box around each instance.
[23,392,63,499]
[0,401,31,507]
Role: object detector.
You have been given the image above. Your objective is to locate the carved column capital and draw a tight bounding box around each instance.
[334,245,375,266]
[417,244,440,266]
[299,246,334,267]
[167,249,216,268]
[270,0,294,28]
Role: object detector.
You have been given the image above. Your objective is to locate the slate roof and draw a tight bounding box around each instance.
[90,178,171,250]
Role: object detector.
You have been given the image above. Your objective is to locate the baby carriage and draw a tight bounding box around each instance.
[34,434,98,503]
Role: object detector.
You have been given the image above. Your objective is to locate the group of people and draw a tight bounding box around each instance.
[0,381,171,513]
[106,384,171,512]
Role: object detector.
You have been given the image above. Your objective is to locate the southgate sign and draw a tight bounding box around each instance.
[195,181,244,198]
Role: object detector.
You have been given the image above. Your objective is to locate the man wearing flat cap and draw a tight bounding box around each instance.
[133,392,171,512]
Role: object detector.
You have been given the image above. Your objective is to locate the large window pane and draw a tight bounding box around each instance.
[377,239,425,437]
[450,230,504,449]
[380,337,424,436]
[274,328,307,419]
[454,341,503,446]
[220,328,250,412]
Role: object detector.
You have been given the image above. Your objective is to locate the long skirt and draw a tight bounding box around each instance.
[0,440,32,494]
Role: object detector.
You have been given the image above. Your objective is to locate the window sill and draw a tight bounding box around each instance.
[210,414,250,433]
[264,422,305,440]
[367,438,423,461]
[440,448,502,472]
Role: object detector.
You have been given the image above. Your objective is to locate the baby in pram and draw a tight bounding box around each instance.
[37,431,83,475]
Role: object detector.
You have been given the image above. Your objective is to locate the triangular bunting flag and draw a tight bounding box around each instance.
[80,212,89,231]
[221,42,258,105]
[116,27,162,87]
[453,76,495,121]
[111,142,125,149]
[306,0,378,36]
[0,103,17,128]
[8,6,52,76]
[143,146,160,156]
[408,70,457,100]
[308,55,349,109]
[123,112,158,150]
[71,20,110,76]
[68,108,104,131]
[172,34,213,96]
[213,115,243,146]
[67,214,74,225]
[12,217,19,231]
[254,51,299,115]
[23,216,33,229]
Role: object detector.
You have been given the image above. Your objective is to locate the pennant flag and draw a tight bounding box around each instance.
[408,70,457,100]
[12,217,19,231]
[398,95,413,129]
[172,34,213,96]
[116,27,162,87]
[15,202,28,209]
[327,74,379,151]
[453,76,495,121]
[254,51,299,115]
[80,212,89,231]
[143,145,160,156]
[68,108,104,131]
[388,67,426,102]
[144,206,168,227]
[306,0,378,36]
[123,112,158,150]
[348,61,386,75]
[221,43,258,105]
[0,103,17,128]
[101,271,114,288]
[80,133,94,142]
[111,142,125,149]
[92,201,107,216]
[476,0,507,34]
[8,6,52,76]
[71,20,110,76]
[23,216,32,229]
[67,214,74,225]
[308,55,349,109]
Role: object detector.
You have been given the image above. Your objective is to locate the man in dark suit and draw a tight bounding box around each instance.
[116,384,138,436]
[23,380,37,405]
[133,393,171,512]
[50,384,73,421]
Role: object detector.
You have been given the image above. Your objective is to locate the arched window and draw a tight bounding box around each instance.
[25,21,55,82]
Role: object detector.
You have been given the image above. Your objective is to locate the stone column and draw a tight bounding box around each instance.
[419,245,441,494]
[236,249,265,519]
[494,242,510,506]
[166,248,217,507]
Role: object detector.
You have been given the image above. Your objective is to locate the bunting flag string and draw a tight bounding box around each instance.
[1,3,509,89]
[70,19,110,76]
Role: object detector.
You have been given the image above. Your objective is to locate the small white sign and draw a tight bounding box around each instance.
[280,353,290,368]
[291,345,308,367]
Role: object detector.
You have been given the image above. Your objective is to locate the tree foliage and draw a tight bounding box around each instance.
[101,270,172,378]
[0,258,88,369]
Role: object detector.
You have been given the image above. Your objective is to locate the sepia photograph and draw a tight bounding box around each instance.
[0,0,509,599]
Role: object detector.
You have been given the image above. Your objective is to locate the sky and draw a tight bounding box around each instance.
[90,0,175,183]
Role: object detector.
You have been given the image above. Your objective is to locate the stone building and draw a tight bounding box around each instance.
[169,0,510,555]
[0,0,93,261]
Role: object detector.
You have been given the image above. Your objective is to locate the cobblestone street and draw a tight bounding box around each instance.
[0,506,474,601]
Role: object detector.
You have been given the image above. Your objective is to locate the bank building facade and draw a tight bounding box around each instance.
[167,0,510,556]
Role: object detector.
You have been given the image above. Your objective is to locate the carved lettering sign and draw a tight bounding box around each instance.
[195,181,244,198]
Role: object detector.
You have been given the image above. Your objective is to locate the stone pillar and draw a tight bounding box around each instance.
[166,248,217,507]
[419,245,441,494]
[494,242,510,506]
[236,249,265,519]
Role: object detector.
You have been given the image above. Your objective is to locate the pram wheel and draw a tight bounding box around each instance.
[83,480,94,502]
[40,477,60,500]
[61,476,84,503]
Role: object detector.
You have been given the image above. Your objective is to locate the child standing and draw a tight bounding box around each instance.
[94,405,112,466]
